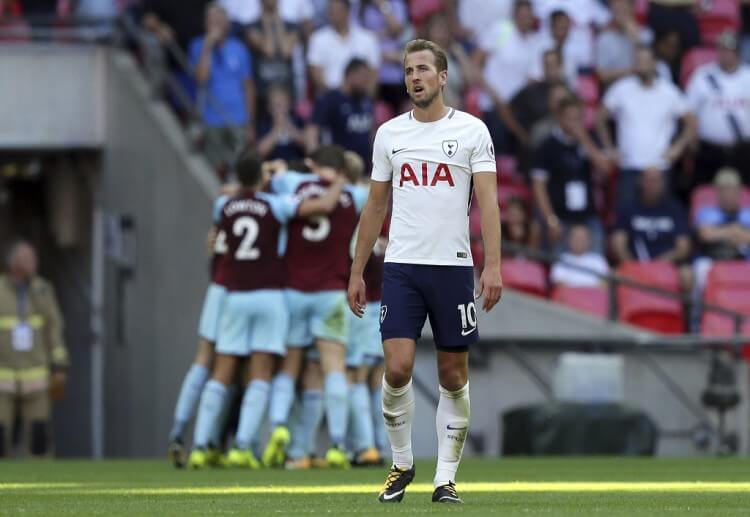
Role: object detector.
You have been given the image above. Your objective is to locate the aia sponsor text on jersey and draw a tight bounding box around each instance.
[399,162,455,188]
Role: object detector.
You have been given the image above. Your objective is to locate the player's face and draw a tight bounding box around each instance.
[404,50,446,109]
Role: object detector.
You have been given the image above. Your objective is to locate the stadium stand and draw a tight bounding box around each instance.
[551,285,609,319]
[616,261,684,334]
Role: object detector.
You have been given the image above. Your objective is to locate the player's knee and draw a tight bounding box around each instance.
[437,364,467,392]
[384,361,412,389]
[30,420,48,456]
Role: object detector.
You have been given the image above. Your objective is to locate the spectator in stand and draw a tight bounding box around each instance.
[529,80,571,148]
[307,0,380,95]
[647,0,700,52]
[220,0,313,33]
[687,31,750,186]
[531,96,611,254]
[694,168,750,290]
[501,197,541,258]
[611,167,693,292]
[141,0,211,51]
[257,84,305,161]
[306,58,374,167]
[533,9,586,85]
[246,0,299,119]
[513,49,567,138]
[426,12,480,111]
[189,3,256,169]
[358,0,410,115]
[597,45,696,212]
[476,0,542,154]
[458,0,513,43]
[533,0,611,73]
[595,0,654,88]
[550,225,610,287]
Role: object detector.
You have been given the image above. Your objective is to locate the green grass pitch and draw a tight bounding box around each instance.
[2,458,750,515]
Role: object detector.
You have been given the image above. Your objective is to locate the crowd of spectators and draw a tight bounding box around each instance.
[3,0,750,332]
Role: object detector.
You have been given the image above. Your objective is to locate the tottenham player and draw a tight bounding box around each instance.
[348,39,503,504]
[167,188,234,468]
[264,146,366,469]
[187,150,346,468]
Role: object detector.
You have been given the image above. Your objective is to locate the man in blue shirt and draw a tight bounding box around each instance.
[694,167,750,290]
[189,3,256,169]
[611,167,693,292]
[305,58,375,170]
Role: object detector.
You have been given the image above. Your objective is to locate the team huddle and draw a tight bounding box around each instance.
[168,38,503,505]
[167,145,387,470]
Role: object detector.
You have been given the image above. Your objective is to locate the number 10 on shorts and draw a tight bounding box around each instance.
[457,302,477,336]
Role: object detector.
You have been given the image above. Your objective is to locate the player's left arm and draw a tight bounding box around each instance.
[473,172,503,312]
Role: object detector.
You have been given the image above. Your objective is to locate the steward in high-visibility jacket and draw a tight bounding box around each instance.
[0,273,69,457]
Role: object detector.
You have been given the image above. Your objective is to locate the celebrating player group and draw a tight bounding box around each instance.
[168,38,503,505]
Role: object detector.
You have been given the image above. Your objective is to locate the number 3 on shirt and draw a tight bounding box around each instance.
[302,215,330,242]
[233,216,260,260]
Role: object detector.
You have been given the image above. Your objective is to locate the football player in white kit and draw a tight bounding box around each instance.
[348,39,503,504]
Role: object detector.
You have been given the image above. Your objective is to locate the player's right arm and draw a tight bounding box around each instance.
[348,180,390,317]
[296,175,347,217]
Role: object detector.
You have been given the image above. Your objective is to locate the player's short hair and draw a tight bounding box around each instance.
[343,151,365,183]
[235,149,263,187]
[309,145,346,171]
[344,58,369,77]
[403,39,448,73]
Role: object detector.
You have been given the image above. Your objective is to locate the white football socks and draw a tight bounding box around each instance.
[381,377,415,469]
[434,382,470,488]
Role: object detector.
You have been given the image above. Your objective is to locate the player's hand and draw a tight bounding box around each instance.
[476,265,503,312]
[347,273,367,318]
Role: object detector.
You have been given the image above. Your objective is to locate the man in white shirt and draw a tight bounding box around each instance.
[550,225,609,287]
[687,31,750,186]
[348,39,502,505]
[533,0,611,70]
[595,0,654,88]
[533,9,588,85]
[220,0,313,26]
[307,0,381,94]
[458,0,514,42]
[596,45,696,211]
[476,0,541,153]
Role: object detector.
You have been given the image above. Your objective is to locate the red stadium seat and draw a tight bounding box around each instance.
[496,154,519,182]
[498,183,530,217]
[501,259,547,297]
[634,0,649,25]
[706,262,750,291]
[697,0,740,47]
[701,287,750,338]
[617,262,684,334]
[409,0,444,25]
[680,47,718,88]
[689,184,750,222]
[577,74,599,104]
[551,286,609,318]
[464,87,483,118]
[374,101,395,128]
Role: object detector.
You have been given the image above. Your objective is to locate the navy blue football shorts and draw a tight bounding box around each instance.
[379,263,478,352]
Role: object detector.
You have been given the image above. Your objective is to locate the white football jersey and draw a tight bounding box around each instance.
[371,108,496,266]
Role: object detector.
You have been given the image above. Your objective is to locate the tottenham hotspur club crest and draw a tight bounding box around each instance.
[442,140,458,158]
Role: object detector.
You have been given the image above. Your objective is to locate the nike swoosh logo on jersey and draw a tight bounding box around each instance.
[447,425,468,431]
[382,489,405,500]
[392,148,407,155]
[461,327,477,337]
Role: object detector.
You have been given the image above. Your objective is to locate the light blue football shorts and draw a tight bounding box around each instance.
[347,301,383,367]
[198,283,228,342]
[285,289,349,348]
[216,289,289,356]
